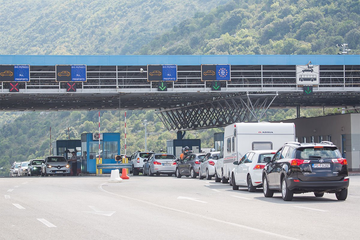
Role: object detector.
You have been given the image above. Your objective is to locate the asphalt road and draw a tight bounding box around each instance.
[1,174,360,240]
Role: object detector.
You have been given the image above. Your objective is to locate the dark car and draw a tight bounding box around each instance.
[175,153,207,178]
[28,159,45,176]
[262,141,349,201]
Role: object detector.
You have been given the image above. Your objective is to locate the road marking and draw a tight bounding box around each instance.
[84,206,116,217]
[37,218,57,228]
[211,189,220,193]
[15,185,20,188]
[13,204,25,210]
[231,195,251,200]
[100,183,298,240]
[7,189,14,192]
[22,182,29,185]
[5,195,11,199]
[293,206,328,212]
[177,196,207,204]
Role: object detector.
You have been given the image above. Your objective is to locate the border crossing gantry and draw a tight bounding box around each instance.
[0,55,359,130]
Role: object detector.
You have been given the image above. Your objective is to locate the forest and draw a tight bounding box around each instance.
[0,0,359,175]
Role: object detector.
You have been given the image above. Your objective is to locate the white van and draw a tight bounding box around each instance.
[214,122,295,183]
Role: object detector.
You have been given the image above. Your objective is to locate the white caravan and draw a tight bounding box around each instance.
[214,122,295,183]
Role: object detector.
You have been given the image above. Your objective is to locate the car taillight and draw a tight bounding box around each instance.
[253,164,265,170]
[137,157,140,163]
[290,159,310,166]
[332,158,347,165]
[195,161,200,164]
[153,161,162,165]
[208,161,215,166]
[172,162,177,165]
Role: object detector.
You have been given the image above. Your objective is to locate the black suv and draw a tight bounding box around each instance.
[262,141,349,201]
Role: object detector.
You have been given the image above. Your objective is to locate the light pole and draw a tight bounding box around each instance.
[143,120,148,151]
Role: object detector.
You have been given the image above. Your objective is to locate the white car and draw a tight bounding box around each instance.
[199,151,220,180]
[231,150,276,192]
[19,161,30,176]
[130,151,154,175]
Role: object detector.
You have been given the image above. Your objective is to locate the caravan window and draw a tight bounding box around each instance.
[227,138,231,153]
[252,142,272,150]
[232,137,235,152]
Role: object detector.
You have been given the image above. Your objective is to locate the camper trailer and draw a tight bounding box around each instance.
[214,122,296,183]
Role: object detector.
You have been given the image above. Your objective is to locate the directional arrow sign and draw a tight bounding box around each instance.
[84,206,116,217]
[211,81,221,91]
[303,86,313,95]
[158,82,167,91]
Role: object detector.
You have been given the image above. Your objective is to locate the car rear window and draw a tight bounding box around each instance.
[296,147,341,159]
[48,157,67,162]
[258,153,275,163]
[197,155,206,160]
[139,153,152,158]
[21,162,29,167]
[155,154,175,160]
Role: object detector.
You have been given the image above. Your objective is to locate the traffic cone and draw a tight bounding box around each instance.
[109,170,122,183]
[121,168,130,179]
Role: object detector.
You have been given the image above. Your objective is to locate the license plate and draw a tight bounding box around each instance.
[162,163,171,166]
[56,171,62,173]
[312,163,330,168]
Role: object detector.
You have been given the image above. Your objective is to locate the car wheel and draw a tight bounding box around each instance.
[247,175,256,192]
[214,170,221,182]
[133,168,139,176]
[263,175,274,197]
[335,188,348,201]
[190,168,196,178]
[232,174,239,190]
[176,168,181,178]
[314,192,324,198]
[206,169,212,180]
[281,178,293,201]
[199,171,204,180]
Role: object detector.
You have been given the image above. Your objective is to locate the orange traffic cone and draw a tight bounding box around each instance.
[120,168,130,179]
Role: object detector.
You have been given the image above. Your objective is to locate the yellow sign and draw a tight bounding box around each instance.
[0,70,13,77]
[96,157,102,175]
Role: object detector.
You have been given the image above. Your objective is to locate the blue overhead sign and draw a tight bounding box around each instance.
[162,65,177,81]
[56,65,87,82]
[71,65,86,82]
[201,64,231,81]
[14,65,30,82]
[216,65,230,81]
[147,64,177,81]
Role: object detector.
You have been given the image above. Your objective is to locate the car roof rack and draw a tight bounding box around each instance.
[285,142,301,146]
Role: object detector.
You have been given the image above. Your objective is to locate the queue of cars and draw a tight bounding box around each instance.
[130,141,349,201]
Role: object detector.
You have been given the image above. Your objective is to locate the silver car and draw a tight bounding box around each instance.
[9,162,21,177]
[143,153,176,176]
[19,161,30,176]
[41,156,70,176]
[199,151,220,180]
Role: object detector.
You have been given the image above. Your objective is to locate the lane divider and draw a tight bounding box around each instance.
[37,218,57,228]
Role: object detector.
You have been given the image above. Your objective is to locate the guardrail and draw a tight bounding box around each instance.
[96,163,132,170]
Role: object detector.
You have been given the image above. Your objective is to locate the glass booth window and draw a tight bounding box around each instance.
[89,142,103,159]
[104,141,118,159]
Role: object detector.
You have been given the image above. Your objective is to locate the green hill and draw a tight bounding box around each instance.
[139,0,360,55]
[0,0,231,55]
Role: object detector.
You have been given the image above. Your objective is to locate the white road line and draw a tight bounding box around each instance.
[13,204,25,210]
[231,195,251,200]
[14,185,20,188]
[5,195,11,199]
[177,196,207,204]
[22,182,29,185]
[100,183,298,240]
[211,189,220,193]
[7,189,14,192]
[293,206,328,212]
[37,218,57,228]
